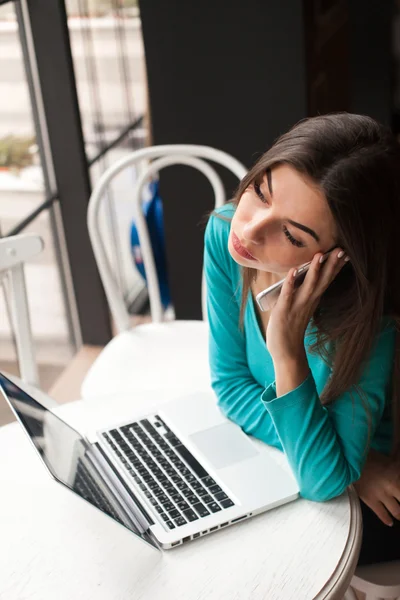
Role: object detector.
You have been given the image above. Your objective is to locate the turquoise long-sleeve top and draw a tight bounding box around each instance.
[204,204,396,502]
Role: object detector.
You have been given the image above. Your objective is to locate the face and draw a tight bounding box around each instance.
[228,164,338,277]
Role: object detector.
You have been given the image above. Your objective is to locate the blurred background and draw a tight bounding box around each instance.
[0,0,146,400]
[1,0,399,420]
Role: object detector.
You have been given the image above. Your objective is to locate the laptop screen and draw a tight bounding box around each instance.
[0,372,157,548]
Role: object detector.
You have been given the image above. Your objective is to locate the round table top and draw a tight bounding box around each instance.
[0,389,362,600]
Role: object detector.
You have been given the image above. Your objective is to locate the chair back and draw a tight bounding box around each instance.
[0,234,43,386]
[87,145,247,332]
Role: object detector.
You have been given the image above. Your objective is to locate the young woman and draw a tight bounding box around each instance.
[204,113,400,564]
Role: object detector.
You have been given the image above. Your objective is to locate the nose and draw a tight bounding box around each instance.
[242,210,274,244]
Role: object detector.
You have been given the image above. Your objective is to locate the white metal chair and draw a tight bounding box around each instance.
[344,561,400,600]
[81,145,247,399]
[0,234,57,408]
[0,234,42,387]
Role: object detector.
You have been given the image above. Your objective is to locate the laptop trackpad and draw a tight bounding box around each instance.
[189,423,259,469]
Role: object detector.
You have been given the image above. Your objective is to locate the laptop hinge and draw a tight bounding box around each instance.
[87,443,161,549]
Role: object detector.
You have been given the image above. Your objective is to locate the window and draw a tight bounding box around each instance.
[0,1,76,394]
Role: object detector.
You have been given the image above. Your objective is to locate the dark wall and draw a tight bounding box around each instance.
[139,1,391,319]
[348,0,393,126]
[139,1,308,319]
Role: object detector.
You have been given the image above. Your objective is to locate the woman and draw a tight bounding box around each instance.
[204,113,400,564]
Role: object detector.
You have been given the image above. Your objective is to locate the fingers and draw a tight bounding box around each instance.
[275,247,350,314]
[315,248,349,294]
[364,498,395,527]
[295,247,349,305]
[277,267,298,310]
[384,495,400,522]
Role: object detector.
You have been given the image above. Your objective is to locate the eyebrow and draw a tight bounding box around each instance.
[266,169,321,243]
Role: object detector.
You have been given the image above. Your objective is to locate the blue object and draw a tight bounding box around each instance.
[130,180,171,309]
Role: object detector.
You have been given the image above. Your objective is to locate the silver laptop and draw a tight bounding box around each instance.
[0,372,299,550]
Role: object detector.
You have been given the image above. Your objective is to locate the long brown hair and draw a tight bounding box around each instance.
[228,113,400,458]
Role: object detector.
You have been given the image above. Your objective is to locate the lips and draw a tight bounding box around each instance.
[232,232,257,261]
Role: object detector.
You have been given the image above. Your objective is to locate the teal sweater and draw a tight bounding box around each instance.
[204,204,396,501]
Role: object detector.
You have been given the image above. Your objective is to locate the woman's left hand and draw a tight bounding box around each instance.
[266,248,349,362]
[354,448,400,526]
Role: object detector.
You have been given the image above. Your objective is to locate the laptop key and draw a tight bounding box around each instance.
[209,484,224,495]
[192,503,210,517]
[176,500,190,511]
[202,476,217,488]
[187,495,199,505]
[140,419,154,432]
[160,513,169,522]
[182,508,198,522]
[202,494,214,504]
[207,502,222,513]
[174,445,208,479]
[170,492,184,503]
[165,434,181,447]
[166,520,176,529]
[214,491,229,502]
[191,480,202,490]
[164,502,175,512]
[169,509,181,519]
[163,482,176,493]
[220,499,235,509]
[174,516,187,527]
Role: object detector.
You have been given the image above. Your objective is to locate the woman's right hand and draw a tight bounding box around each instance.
[354,448,400,526]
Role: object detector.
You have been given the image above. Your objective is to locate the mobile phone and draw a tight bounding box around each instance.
[255,250,334,312]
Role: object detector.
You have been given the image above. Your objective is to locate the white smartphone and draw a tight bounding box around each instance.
[255,250,334,312]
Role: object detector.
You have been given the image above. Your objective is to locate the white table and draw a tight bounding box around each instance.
[0,389,362,600]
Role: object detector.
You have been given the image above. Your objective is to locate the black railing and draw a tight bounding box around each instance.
[5,115,144,237]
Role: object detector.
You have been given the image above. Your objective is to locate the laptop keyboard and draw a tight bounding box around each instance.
[101,416,235,530]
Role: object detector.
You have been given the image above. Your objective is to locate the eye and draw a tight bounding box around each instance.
[283,225,305,248]
[253,181,268,204]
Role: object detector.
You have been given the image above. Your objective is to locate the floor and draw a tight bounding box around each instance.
[0,314,151,426]
[0,344,103,426]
